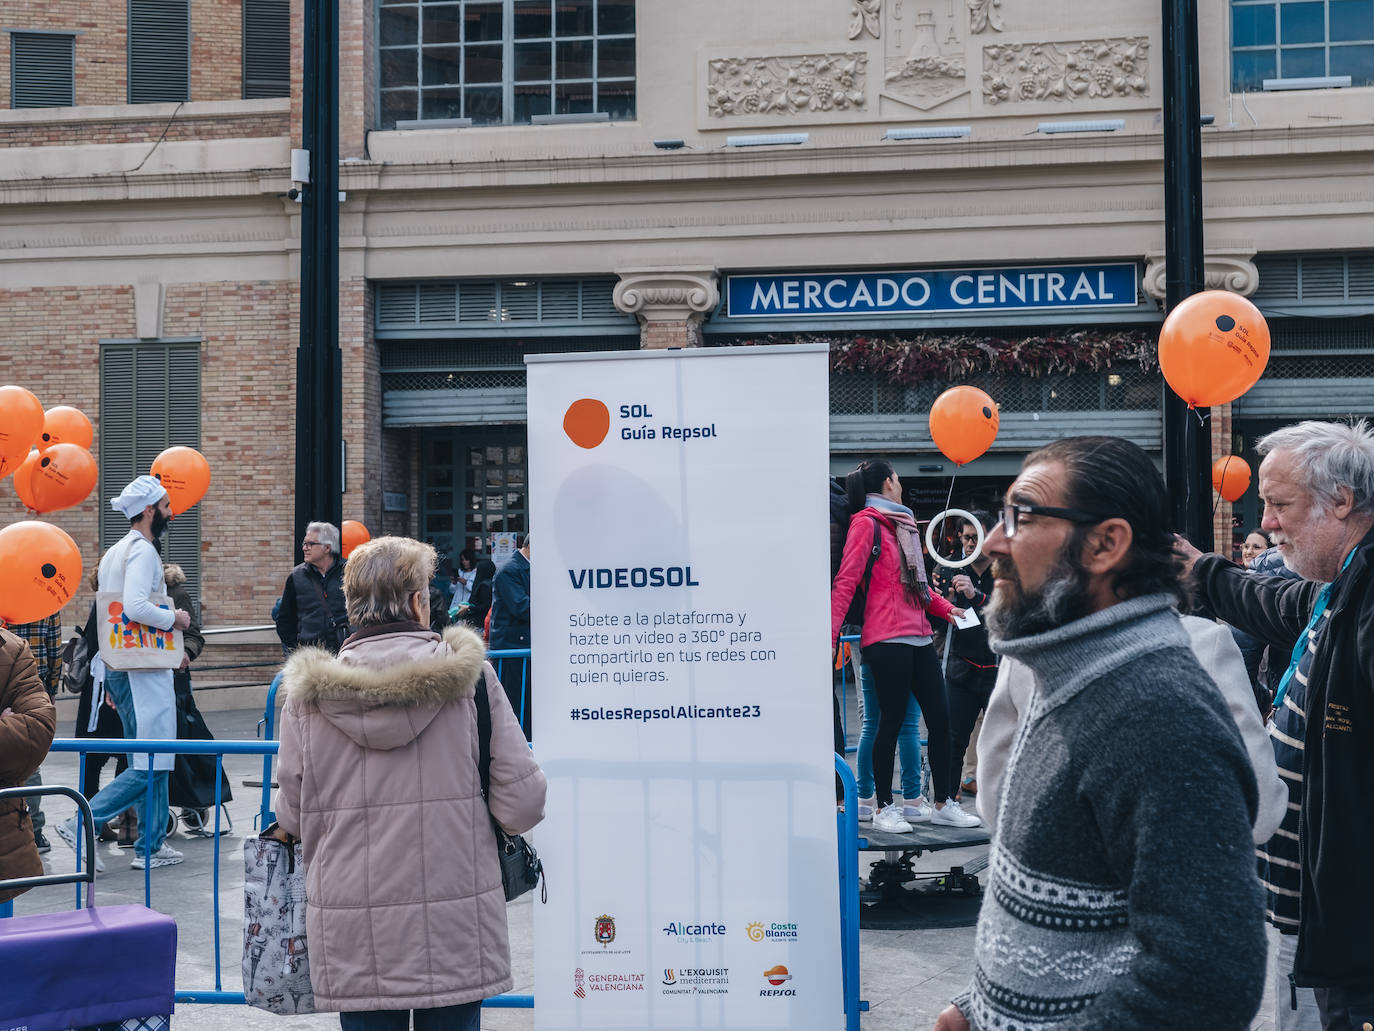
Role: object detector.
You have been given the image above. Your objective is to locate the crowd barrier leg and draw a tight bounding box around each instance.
[257,671,284,828]
[836,753,865,1030]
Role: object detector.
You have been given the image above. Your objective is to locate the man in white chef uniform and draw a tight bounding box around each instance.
[55,475,192,872]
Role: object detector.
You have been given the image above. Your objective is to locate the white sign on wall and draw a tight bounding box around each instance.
[528,344,841,1030]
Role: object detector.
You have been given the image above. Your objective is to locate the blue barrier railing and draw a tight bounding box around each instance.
[27,735,866,1025]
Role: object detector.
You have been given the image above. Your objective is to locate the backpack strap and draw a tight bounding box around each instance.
[475,669,492,799]
[861,516,881,588]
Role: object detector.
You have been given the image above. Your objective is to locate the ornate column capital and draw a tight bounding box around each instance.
[613,267,720,323]
[1142,251,1260,300]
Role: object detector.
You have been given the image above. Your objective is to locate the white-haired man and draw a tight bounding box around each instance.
[1179,420,1374,1031]
[54,475,192,871]
[276,521,350,654]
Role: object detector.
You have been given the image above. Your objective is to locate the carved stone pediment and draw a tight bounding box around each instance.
[1142,252,1260,300]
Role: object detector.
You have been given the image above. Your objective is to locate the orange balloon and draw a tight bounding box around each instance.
[11,450,40,510]
[29,444,98,514]
[1159,290,1270,408]
[0,386,45,481]
[929,386,1000,466]
[39,406,94,451]
[0,520,83,624]
[341,520,370,558]
[150,446,211,515]
[1212,455,1252,503]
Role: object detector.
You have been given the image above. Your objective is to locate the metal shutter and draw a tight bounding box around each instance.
[128,0,190,104]
[99,341,202,611]
[242,0,289,99]
[11,32,75,109]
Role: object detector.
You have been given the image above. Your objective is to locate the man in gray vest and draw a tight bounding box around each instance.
[275,521,350,653]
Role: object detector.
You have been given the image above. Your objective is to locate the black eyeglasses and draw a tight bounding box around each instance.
[999,501,1107,539]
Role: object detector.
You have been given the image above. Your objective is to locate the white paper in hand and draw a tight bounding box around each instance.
[953,607,980,630]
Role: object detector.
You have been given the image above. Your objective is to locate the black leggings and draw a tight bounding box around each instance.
[864,641,952,807]
[945,659,998,790]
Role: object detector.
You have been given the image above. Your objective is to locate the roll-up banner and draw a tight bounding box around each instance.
[528,343,841,1030]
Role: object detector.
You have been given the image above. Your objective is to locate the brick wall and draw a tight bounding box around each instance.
[3,112,290,148]
[191,0,245,102]
[339,276,382,531]
[381,428,417,538]
[0,280,301,630]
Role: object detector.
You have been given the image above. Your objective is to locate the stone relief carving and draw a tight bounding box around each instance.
[849,0,882,39]
[613,269,720,320]
[707,54,867,117]
[967,0,1003,33]
[883,7,969,110]
[1142,254,1260,300]
[983,37,1149,105]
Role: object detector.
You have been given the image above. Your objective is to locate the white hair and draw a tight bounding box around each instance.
[308,521,342,556]
[1258,419,1374,516]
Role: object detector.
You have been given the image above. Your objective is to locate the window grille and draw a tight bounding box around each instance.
[377,0,635,129]
[10,32,75,109]
[243,0,290,98]
[374,278,634,331]
[128,0,190,104]
[1253,253,1374,307]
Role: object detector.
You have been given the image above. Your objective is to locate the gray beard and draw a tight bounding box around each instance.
[986,555,1093,644]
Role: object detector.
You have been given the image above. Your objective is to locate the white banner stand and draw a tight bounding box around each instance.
[528,344,842,1030]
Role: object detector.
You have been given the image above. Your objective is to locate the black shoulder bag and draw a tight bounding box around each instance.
[842,519,883,628]
[475,672,546,903]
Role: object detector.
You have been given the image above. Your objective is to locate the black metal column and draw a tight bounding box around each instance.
[1161,0,1213,550]
[294,0,342,547]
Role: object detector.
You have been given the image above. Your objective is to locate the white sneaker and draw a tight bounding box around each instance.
[130,843,184,870]
[856,797,876,823]
[54,817,103,873]
[872,804,913,833]
[901,797,935,824]
[931,799,982,829]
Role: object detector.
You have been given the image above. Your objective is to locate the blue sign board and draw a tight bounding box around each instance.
[724,263,1138,318]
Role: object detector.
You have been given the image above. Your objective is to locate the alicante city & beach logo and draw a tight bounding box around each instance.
[661,919,726,943]
[761,964,796,997]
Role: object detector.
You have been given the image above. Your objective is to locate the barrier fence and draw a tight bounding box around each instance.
[11,717,866,1027]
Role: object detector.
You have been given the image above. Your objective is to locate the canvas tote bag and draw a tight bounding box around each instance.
[94,591,184,671]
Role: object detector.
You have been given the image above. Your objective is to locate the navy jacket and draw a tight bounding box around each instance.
[489,551,531,650]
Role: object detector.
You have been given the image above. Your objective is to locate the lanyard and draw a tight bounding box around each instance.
[1271,546,1358,712]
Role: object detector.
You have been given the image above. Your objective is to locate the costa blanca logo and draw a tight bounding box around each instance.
[594,914,616,946]
[573,968,586,999]
[564,398,610,449]
[746,920,799,941]
[761,964,796,998]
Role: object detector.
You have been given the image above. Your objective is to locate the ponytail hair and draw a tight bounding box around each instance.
[845,458,895,513]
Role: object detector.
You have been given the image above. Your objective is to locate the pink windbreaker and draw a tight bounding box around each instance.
[831,507,957,648]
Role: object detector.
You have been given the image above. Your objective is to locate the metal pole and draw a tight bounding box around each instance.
[294,0,343,548]
[1160,0,1214,550]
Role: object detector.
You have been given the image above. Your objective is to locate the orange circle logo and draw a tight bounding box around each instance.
[564,399,611,449]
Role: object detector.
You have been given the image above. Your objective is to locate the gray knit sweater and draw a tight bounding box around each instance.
[952,594,1265,1030]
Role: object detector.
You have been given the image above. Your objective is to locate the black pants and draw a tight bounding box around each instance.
[1314,984,1374,1031]
[864,641,952,807]
[945,659,998,791]
[339,1002,480,1031]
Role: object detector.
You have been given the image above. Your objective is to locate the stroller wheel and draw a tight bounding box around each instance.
[180,808,208,833]
[166,808,178,837]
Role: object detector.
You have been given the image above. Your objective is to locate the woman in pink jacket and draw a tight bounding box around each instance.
[831,459,980,834]
[274,536,546,1031]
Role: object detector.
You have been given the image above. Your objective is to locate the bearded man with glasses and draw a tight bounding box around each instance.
[275,521,352,654]
[933,436,1265,1031]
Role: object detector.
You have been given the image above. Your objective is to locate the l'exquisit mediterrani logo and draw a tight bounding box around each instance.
[563,398,719,448]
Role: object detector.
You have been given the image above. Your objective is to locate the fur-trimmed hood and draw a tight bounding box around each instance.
[282,623,487,751]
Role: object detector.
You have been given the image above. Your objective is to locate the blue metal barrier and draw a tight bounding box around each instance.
[39,710,863,1023]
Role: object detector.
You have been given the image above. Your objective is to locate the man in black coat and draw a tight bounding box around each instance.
[1179,420,1374,1031]
[275,521,350,654]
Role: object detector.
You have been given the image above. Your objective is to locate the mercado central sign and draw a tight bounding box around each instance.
[725,262,1139,318]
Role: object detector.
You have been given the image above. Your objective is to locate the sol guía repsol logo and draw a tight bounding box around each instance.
[563,399,719,450]
[761,964,797,997]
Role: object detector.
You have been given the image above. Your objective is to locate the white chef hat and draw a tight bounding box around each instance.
[110,474,168,519]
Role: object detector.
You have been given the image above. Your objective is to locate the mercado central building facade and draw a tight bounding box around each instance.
[2,0,1373,629]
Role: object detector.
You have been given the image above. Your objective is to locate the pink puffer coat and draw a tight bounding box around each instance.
[831,508,958,647]
[274,623,546,1012]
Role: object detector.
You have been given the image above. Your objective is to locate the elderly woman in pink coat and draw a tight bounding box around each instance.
[273,535,546,1031]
